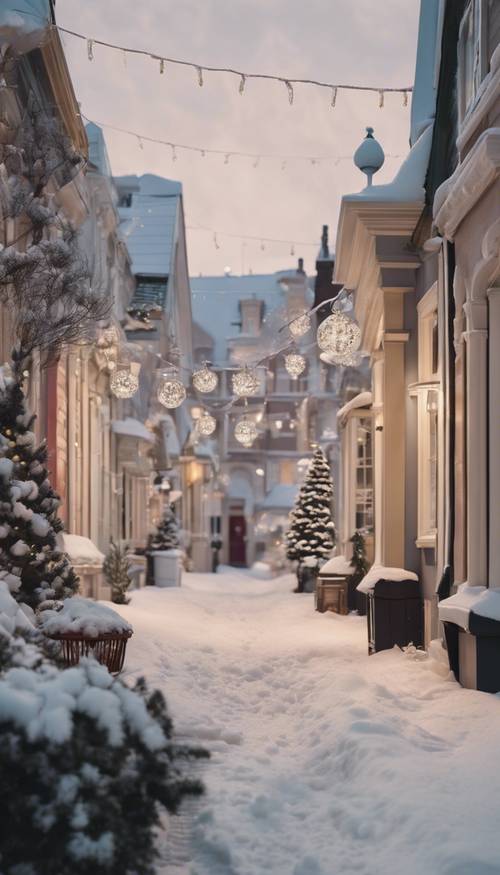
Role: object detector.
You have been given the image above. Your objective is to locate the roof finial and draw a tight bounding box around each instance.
[353,126,385,187]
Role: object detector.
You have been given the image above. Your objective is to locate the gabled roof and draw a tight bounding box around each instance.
[115,174,182,278]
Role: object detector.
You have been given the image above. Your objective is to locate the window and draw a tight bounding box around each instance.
[458,0,488,122]
[355,419,374,531]
[415,285,441,548]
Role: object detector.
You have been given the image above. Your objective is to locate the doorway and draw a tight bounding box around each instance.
[229,514,247,566]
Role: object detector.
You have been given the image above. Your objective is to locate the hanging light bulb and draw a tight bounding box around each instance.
[317,310,361,355]
[109,369,139,399]
[192,364,218,394]
[234,416,258,445]
[196,411,217,436]
[284,352,306,378]
[232,367,260,398]
[158,373,186,409]
[289,311,312,338]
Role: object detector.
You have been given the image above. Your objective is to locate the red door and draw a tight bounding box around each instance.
[229,515,247,566]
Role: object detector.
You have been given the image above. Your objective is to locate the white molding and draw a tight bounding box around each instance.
[457,42,500,152]
[434,129,500,240]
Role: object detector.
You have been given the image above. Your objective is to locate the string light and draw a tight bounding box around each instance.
[109,369,139,399]
[196,411,217,436]
[158,374,186,408]
[87,38,93,60]
[284,352,306,378]
[239,74,246,95]
[61,26,412,104]
[192,365,218,394]
[289,312,312,338]
[317,310,361,356]
[160,58,165,74]
[232,368,260,398]
[234,417,258,446]
[330,86,338,108]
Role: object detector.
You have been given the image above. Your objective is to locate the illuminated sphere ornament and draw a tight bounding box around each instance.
[192,365,218,394]
[232,367,259,398]
[157,375,186,409]
[289,311,311,338]
[317,310,361,355]
[234,416,258,446]
[196,411,217,436]
[284,352,306,378]
[109,369,139,399]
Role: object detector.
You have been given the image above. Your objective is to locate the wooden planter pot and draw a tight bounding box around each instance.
[47,629,133,675]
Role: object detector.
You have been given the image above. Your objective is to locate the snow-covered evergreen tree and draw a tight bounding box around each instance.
[103,538,132,605]
[285,448,335,591]
[0,582,207,875]
[149,505,181,552]
[0,362,78,609]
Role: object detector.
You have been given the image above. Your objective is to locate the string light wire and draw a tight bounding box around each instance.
[59,25,412,105]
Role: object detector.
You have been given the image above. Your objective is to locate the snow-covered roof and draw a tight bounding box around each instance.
[116,174,181,278]
[191,270,309,363]
[438,584,500,630]
[257,483,298,510]
[57,533,105,566]
[357,565,418,594]
[86,122,112,178]
[112,418,155,443]
[337,391,373,425]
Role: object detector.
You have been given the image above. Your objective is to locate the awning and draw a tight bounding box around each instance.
[112,417,155,443]
[337,391,372,426]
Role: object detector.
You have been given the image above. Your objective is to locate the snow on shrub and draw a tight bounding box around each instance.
[39,597,133,638]
[0,584,207,875]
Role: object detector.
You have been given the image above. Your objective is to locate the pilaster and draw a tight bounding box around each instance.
[488,288,500,587]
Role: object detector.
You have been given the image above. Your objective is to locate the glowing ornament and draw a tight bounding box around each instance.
[158,374,186,409]
[317,310,361,355]
[192,365,218,394]
[284,352,306,378]
[289,311,311,338]
[196,411,217,436]
[234,417,258,446]
[110,369,139,399]
[232,368,259,398]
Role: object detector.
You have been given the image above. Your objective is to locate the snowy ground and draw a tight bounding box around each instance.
[115,568,500,875]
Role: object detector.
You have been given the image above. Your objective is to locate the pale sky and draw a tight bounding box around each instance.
[58,0,420,277]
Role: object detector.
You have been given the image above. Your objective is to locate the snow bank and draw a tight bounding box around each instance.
[113,569,500,875]
[57,533,105,566]
[0,580,35,636]
[357,564,418,594]
[249,561,273,580]
[39,597,132,638]
[438,583,500,629]
[320,555,353,576]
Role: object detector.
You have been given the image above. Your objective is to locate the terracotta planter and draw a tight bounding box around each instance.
[47,629,133,674]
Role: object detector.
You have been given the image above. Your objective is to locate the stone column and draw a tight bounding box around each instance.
[488,289,500,587]
[463,300,488,587]
[382,333,408,568]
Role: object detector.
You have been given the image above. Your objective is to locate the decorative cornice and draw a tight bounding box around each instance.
[457,44,500,155]
[434,129,500,240]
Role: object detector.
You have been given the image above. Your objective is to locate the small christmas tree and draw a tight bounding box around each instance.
[149,505,181,552]
[0,362,79,609]
[103,538,132,604]
[348,530,369,613]
[285,447,335,592]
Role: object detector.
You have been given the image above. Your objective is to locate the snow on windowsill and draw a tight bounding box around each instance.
[111,417,155,443]
[39,597,133,638]
[438,583,500,630]
[337,391,372,426]
[357,565,418,594]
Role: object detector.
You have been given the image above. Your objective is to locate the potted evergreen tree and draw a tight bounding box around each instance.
[103,538,132,604]
[148,505,183,587]
[285,447,335,592]
[348,530,370,614]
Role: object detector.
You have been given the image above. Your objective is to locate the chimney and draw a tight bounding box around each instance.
[314,225,342,322]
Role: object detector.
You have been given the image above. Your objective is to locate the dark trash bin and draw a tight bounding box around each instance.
[442,613,500,693]
[365,577,423,654]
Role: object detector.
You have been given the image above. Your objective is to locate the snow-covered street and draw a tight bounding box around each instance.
[117,570,500,875]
